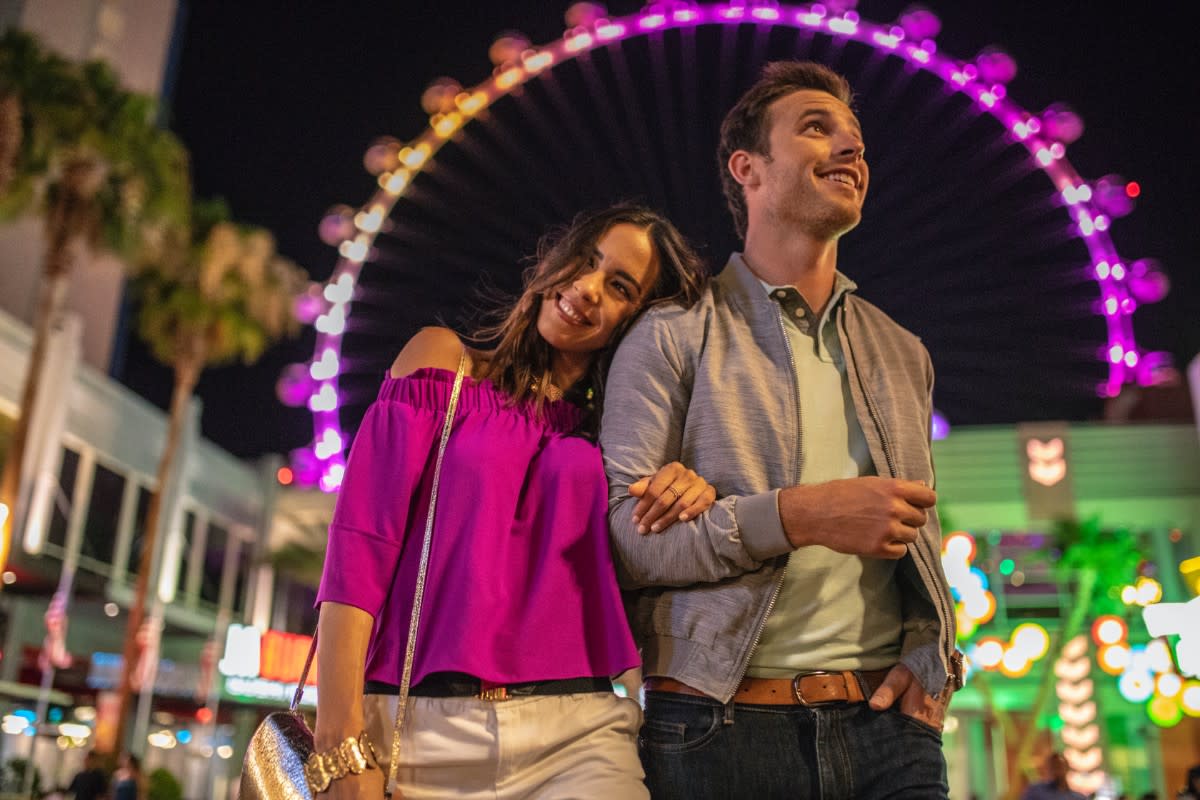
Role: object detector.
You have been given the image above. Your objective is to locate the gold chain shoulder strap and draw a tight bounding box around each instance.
[387,350,467,792]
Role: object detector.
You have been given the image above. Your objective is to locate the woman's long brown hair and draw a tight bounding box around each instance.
[470,204,706,437]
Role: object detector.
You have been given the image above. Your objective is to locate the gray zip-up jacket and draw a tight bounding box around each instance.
[600,253,960,702]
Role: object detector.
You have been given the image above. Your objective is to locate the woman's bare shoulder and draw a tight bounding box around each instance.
[389,327,470,378]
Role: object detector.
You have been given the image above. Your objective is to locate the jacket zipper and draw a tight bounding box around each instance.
[727,302,800,703]
[844,329,956,686]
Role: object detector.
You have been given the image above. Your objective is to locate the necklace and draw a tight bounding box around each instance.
[531,380,564,401]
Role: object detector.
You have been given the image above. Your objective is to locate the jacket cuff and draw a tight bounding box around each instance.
[736,489,793,562]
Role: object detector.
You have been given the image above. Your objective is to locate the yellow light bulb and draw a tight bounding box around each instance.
[1180,681,1200,716]
[380,170,411,195]
[496,67,524,90]
[432,112,463,138]
[456,91,489,115]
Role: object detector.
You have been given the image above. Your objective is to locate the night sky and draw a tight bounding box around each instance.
[116,1,1199,462]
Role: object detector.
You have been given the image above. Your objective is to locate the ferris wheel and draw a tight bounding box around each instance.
[275,1,1169,493]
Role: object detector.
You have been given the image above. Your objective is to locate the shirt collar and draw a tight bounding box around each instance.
[758,270,857,334]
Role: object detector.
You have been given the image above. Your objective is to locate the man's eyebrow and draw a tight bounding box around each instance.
[796,107,863,137]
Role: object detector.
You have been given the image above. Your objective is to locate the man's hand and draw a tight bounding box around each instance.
[778,477,936,558]
[868,662,949,731]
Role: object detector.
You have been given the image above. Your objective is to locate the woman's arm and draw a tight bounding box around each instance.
[314,601,385,798]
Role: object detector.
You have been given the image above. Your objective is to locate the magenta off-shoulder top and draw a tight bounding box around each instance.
[316,368,640,686]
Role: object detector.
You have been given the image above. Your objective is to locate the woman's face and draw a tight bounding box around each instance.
[536,222,660,358]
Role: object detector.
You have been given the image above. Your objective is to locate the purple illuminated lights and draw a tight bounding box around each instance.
[291,2,1158,490]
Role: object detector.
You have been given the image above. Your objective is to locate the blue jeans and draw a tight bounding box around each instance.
[639,691,948,800]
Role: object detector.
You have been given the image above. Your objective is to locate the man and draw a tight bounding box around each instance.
[66,751,108,800]
[601,61,961,798]
[1020,752,1087,800]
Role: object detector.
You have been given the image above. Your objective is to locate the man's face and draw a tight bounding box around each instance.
[741,88,869,239]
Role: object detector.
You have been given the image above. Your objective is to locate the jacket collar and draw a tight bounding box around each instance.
[717,252,857,319]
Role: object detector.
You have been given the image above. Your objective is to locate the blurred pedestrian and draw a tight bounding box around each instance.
[112,753,142,800]
[1178,764,1200,799]
[65,751,107,800]
[1020,752,1086,800]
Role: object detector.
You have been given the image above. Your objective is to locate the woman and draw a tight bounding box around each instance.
[314,204,710,799]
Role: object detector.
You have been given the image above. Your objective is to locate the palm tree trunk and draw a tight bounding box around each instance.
[110,348,202,754]
[1003,568,1098,799]
[0,186,81,575]
[0,91,21,195]
[971,670,1018,750]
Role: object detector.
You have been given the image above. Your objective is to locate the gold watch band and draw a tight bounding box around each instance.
[304,731,380,794]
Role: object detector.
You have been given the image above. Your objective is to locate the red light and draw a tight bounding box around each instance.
[195,707,213,724]
[277,467,294,485]
[1125,181,1141,198]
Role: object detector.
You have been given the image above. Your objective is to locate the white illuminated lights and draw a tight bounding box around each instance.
[1055,635,1106,795]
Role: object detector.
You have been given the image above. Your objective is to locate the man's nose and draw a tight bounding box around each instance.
[837,140,864,161]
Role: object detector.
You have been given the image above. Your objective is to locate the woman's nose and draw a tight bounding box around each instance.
[574,272,602,301]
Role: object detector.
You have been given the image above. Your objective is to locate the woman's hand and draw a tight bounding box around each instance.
[629,462,717,534]
[325,768,386,800]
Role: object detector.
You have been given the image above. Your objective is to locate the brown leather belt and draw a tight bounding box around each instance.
[644,669,892,706]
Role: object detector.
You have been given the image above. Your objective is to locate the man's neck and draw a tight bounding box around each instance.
[742,226,841,315]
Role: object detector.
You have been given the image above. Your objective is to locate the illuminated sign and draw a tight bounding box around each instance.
[1017,423,1076,521]
[1144,596,1200,678]
[224,676,317,708]
[1026,438,1066,487]
[219,624,317,686]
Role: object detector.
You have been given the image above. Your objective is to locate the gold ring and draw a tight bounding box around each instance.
[666,486,682,501]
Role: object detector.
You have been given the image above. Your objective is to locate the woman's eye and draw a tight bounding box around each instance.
[613,281,632,299]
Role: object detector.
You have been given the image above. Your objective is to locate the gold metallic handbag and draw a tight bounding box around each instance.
[239,354,467,798]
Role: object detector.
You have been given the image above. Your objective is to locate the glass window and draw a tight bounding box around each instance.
[176,510,197,597]
[231,540,252,614]
[200,523,229,606]
[80,463,125,566]
[48,448,81,549]
[281,582,319,635]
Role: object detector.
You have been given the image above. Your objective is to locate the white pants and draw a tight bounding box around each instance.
[364,691,649,800]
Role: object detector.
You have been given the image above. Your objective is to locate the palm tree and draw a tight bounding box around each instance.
[111,198,308,752]
[1002,517,1143,799]
[0,30,189,570]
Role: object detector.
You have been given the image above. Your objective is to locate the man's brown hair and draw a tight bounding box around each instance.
[717,61,853,238]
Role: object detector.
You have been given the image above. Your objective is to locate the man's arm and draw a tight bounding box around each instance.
[601,311,793,589]
[602,310,940,589]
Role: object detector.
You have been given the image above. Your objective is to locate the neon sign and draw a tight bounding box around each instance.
[219,624,317,686]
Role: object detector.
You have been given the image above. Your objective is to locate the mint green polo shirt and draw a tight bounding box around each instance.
[746,275,903,677]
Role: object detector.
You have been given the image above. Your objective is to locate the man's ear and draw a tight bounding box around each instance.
[727,150,759,189]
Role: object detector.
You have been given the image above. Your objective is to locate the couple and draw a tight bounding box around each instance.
[313,60,961,799]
